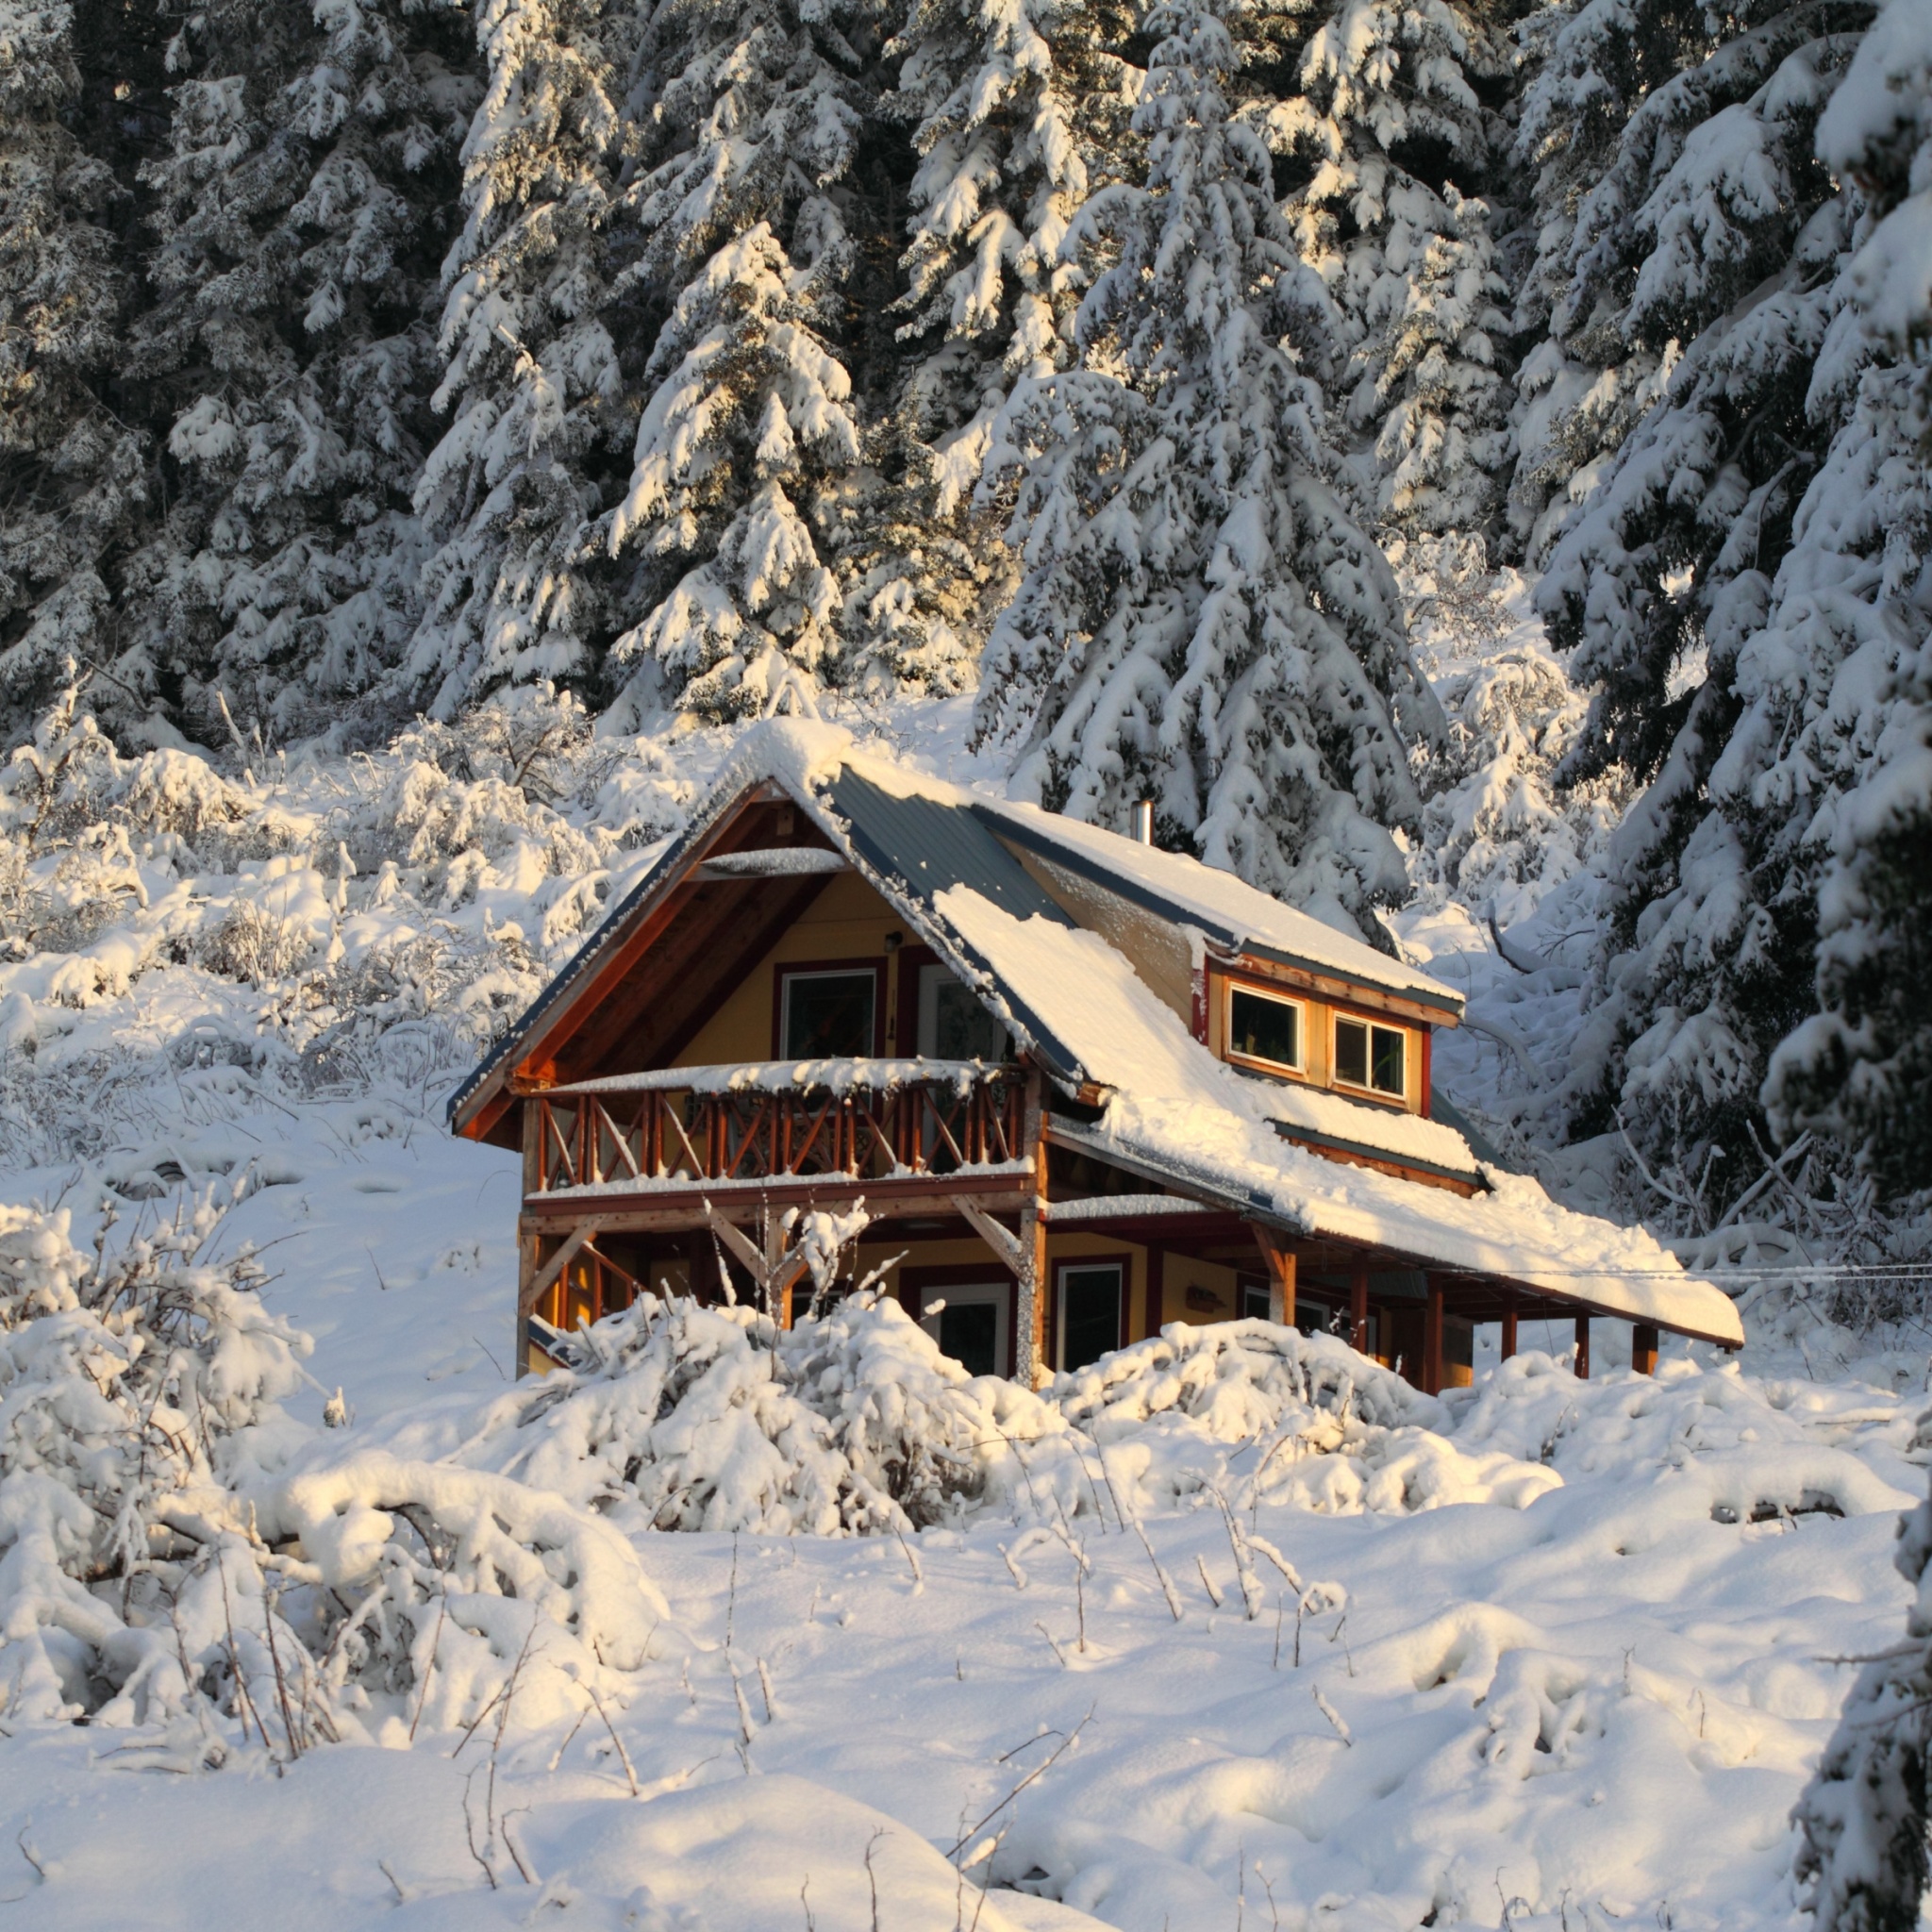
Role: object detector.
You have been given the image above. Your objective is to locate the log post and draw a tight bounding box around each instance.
[1016,1072,1049,1387]
[515,1097,542,1375]
[1423,1275,1445,1395]
[1499,1294,1518,1362]
[1250,1225,1296,1328]
[1574,1313,1591,1380]
[1350,1257,1370,1355]
[1631,1322,1658,1376]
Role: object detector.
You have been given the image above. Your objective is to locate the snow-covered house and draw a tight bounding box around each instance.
[449,722,1743,1386]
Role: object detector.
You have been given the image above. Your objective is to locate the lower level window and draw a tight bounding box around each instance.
[1058,1261,1124,1372]
[919,1281,1008,1379]
[1334,1016,1407,1096]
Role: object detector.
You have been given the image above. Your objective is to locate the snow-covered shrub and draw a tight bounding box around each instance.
[0,1191,311,1723]
[0,1189,674,1744]
[1795,1424,1932,1932]
[476,1291,1046,1534]
[1053,1320,1561,1515]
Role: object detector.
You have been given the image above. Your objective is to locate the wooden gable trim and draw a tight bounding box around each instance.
[453,785,842,1138]
[1216,949,1459,1028]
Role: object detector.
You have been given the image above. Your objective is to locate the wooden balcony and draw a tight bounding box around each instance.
[525,1061,1028,1197]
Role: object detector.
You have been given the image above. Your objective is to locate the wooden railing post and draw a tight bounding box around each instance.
[1500,1293,1518,1362]
[1016,1071,1049,1388]
[1574,1313,1591,1380]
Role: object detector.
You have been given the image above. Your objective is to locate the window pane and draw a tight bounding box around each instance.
[1059,1265,1122,1372]
[1371,1025,1406,1095]
[784,972,875,1058]
[927,972,1008,1061]
[1229,989,1299,1068]
[1334,1018,1368,1087]
[939,1301,999,1377]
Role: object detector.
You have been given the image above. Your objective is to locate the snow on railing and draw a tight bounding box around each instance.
[528,1061,1025,1192]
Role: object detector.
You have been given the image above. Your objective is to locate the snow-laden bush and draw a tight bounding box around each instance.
[474,1291,1060,1534]
[468,1296,1568,1534]
[1795,1413,1932,1932]
[0,1193,672,1745]
[1053,1320,1561,1515]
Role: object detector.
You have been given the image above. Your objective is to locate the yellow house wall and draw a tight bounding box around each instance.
[677,872,916,1066]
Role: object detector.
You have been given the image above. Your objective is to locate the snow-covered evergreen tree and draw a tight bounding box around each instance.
[1795,1444,1932,1932]
[977,0,1428,927]
[868,0,1136,676]
[402,0,638,718]
[1552,0,1930,1203]
[1265,0,1514,541]
[0,0,150,738]
[1507,0,1850,564]
[126,0,481,748]
[600,0,906,717]
[1761,0,1932,1197]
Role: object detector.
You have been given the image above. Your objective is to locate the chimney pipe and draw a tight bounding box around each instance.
[1132,800,1154,845]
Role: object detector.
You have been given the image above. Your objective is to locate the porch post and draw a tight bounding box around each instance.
[1250,1225,1296,1328]
[1423,1275,1444,1395]
[515,1096,542,1375]
[1499,1294,1518,1362]
[1147,1244,1166,1338]
[1350,1258,1370,1355]
[1574,1313,1591,1379]
[1631,1322,1658,1376]
[1016,1071,1049,1387]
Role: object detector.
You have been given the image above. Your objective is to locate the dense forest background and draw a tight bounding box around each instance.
[2,0,1929,1256]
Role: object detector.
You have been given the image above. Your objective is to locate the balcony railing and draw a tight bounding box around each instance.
[526,1060,1026,1194]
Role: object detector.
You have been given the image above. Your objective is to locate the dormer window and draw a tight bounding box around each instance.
[1226,984,1305,1074]
[1335,1015,1406,1097]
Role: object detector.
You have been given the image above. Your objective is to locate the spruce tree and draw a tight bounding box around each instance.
[600,0,881,718]
[1549,0,1928,1202]
[402,0,639,718]
[976,0,1427,928]
[125,0,480,747]
[1761,0,1932,1196]
[0,0,151,737]
[1272,0,1515,541]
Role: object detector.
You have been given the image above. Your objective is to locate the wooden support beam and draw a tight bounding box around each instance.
[517,1097,542,1374]
[1574,1313,1591,1380]
[954,1198,1025,1278]
[1500,1295,1518,1362]
[1147,1244,1166,1338]
[705,1208,811,1326]
[1249,1224,1296,1329]
[1423,1276,1445,1396]
[1350,1257,1370,1356]
[1631,1322,1658,1376]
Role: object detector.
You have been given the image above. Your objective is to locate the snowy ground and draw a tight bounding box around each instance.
[0,1085,1920,1931]
[0,611,1923,1929]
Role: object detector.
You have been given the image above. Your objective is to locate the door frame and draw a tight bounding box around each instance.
[901,1261,1018,1378]
[1054,1253,1128,1373]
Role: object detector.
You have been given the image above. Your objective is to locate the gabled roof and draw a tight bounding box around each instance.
[977,800,1463,1017]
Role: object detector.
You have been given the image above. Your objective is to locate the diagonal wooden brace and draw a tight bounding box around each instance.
[953,1196,1024,1277]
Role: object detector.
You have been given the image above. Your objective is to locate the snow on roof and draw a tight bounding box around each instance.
[976,798,1463,1015]
[937,886,1744,1345]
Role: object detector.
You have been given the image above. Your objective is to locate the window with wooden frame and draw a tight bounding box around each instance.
[775,962,884,1060]
[1332,1013,1407,1098]
[1224,981,1306,1075]
[1056,1259,1124,1373]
